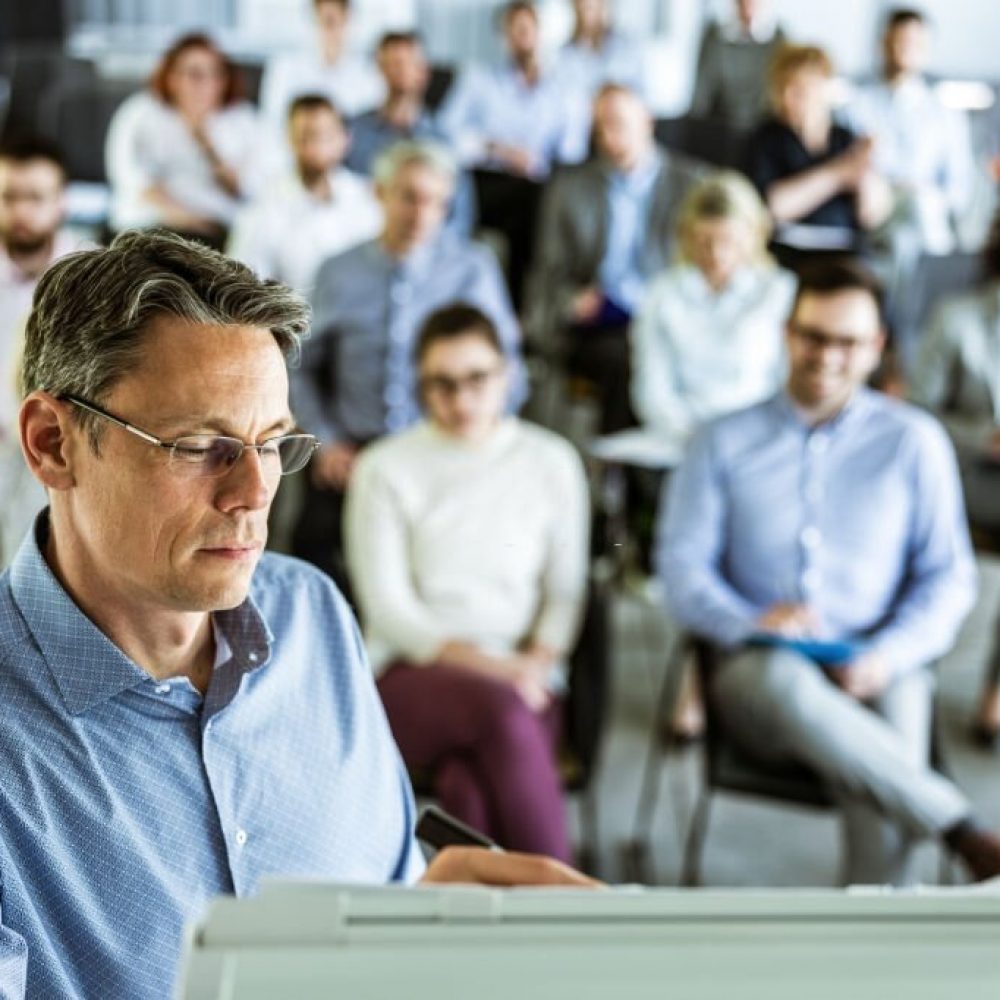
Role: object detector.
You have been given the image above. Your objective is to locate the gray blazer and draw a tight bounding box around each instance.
[910,281,1000,457]
[526,146,705,354]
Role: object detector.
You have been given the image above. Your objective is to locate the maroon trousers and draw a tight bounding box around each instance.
[377,661,572,863]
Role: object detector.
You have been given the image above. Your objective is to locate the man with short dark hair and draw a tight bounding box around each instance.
[260,0,384,129]
[0,229,590,1000]
[0,136,81,566]
[346,31,475,236]
[658,258,1000,885]
[845,7,973,255]
[228,93,382,295]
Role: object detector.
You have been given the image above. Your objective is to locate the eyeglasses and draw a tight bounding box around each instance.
[789,323,880,356]
[63,395,319,479]
[418,366,503,399]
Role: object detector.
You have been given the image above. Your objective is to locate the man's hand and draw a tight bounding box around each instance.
[569,286,604,325]
[311,442,357,490]
[835,650,891,701]
[756,603,817,638]
[487,141,537,177]
[420,846,601,887]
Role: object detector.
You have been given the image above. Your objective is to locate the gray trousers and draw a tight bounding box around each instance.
[711,647,970,886]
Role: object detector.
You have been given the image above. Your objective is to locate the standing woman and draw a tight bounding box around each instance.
[106,33,264,245]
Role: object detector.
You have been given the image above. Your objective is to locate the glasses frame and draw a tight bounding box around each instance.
[61,395,319,478]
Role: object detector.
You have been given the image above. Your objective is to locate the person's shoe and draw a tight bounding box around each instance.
[950,825,1000,881]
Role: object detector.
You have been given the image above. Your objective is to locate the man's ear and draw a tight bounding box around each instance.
[19,391,78,491]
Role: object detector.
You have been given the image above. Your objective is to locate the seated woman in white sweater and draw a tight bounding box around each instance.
[630,170,796,444]
[106,32,264,243]
[345,304,589,861]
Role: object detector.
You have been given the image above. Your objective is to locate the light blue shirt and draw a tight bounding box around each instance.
[292,233,524,445]
[0,516,423,1000]
[657,389,977,675]
[438,61,584,176]
[597,153,662,313]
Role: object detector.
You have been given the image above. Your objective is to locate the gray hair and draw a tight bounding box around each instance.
[20,228,310,449]
[372,138,457,190]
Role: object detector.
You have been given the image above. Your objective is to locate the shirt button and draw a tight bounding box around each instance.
[155,684,171,695]
[248,652,258,663]
[235,828,248,847]
[801,526,821,549]
[808,435,829,455]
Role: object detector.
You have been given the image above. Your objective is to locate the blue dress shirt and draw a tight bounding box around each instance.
[344,108,476,236]
[597,153,662,315]
[657,389,977,674]
[292,233,525,445]
[0,516,423,1000]
[438,62,585,176]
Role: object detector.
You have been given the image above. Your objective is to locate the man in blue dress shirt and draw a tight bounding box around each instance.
[658,258,1000,885]
[0,230,588,1000]
[290,138,523,588]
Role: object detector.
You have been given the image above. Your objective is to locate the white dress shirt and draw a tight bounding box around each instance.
[227,166,382,296]
[345,418,589,680]
[260,48,385,132]
[105,92,266,231]
[846,77,974,254]
[630,263,795,443]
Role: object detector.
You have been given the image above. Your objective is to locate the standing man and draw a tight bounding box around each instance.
[228,93,382,297]
[658,258,1000,885]
[529,83,702,432]
[846,8,974,256]
[0,230,590,1000]
[0,137,81,567]
[290,140,523,586]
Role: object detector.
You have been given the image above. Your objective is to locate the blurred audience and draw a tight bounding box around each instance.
[289,140,523,586]
[689,0,786,128]
[659,258,1000,885]
[845,8,974,257]
[346,304,588,860]
[439,1,583,309]
[530,83,702,432]
[228,93,381,296]
[105,32,263,243]
[745,44,892,261]
[346,31,475,236]
[630,170,794,444]
[911,212,1000,749]
[260,0,384,130]
[0,137,80,566]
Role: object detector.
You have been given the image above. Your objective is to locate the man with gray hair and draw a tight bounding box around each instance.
[0,229,589,1000]
[290,138,524,586]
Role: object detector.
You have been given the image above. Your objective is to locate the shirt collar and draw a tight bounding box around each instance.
[9,511,273,716]
[773,386,872,433]
[604,148,661,192]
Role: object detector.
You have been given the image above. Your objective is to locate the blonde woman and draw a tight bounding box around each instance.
[630,170,796,444]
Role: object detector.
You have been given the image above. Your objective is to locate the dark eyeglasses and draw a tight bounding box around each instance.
[62,395,319,479]
[418,366,503,399]
[789,323,880,356]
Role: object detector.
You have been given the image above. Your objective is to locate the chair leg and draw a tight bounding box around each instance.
[680,789,713,887]
[576,785,600,876]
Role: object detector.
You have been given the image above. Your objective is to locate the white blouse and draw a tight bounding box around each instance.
[630,263,796,442]
[105,91,267,230]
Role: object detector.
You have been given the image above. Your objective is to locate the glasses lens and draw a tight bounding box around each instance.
[275,434,319,475]
[171,436,244,477]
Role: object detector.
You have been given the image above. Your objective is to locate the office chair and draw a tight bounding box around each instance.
[627,635,955,886]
